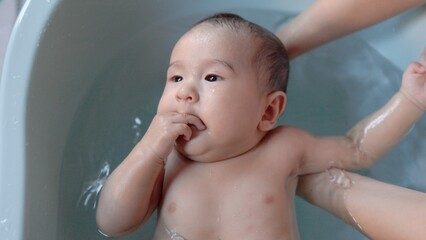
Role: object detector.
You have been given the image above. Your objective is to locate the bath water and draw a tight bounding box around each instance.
[57,9,426,240]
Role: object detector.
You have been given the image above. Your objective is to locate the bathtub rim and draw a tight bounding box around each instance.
[0,0,61,238]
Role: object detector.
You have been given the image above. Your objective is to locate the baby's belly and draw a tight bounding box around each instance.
[154,211,299,240]
[154,168,300,240]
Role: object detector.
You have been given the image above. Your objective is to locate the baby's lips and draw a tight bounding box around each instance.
[198,119,206,130]
[188,124,199,134]
[190,119,206,131]
[182,113,206,130]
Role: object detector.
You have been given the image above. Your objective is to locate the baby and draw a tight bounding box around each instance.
[96,13,426,239]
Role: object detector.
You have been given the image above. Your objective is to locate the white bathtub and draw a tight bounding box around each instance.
[1,0,425,239]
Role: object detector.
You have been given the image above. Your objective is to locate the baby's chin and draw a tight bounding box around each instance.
[175,138,206,162]
[174,127,246,163]
[175,142,240,164]
[175,141,219,163]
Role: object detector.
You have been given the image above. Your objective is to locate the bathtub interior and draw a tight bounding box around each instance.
[0,0,425,240]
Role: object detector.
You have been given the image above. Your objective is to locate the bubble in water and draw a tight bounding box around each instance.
[132,116,143,143]
[78,162,110,209]
[98,229,110,237]
[165,226,187,240]
[134,117,142,125]
[0,218,9,232]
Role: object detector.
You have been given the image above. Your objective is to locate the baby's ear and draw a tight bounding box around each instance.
[258,91,286,131]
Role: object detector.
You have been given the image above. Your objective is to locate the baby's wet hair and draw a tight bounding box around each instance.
[193,13,289,93]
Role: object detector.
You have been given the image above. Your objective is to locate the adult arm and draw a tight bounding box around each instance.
[297,49,426,174]
[277,0,426,60]
[297,169,426,239]
[278,1,426,238]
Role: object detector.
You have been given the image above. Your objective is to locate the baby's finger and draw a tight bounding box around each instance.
[411,62,426,75]
[177,123,193,141]
[177,114,206,130]
[405,62,426,76]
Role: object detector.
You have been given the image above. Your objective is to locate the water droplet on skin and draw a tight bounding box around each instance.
[327,168,354,189]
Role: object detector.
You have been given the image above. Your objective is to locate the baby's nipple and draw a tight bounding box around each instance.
[167,202,177,214]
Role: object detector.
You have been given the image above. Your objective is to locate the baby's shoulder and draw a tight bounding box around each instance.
[267,125,312,140]
[258,126,297,150]
[261,125,314,154]
[256,125,312,174]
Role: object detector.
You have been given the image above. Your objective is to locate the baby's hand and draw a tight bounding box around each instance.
[141,112,206,164]
[400,48,426,111]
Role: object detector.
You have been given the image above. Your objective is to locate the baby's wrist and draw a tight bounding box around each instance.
[135,140,166,167]
[398,90,426,113]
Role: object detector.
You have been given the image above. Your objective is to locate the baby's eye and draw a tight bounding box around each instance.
[171,76,183,82]
[205,74,220,82]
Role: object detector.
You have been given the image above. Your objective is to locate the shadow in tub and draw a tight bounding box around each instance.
[57,9,426,240]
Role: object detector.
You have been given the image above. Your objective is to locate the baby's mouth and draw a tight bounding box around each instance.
[188,124,199,133]
[183,113,206,131]
[186,116,206,142]
[176,121,205,144]
[188,119,206,132]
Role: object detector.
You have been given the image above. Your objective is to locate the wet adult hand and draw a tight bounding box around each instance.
[400,48,426,111]
[141,112,206,164]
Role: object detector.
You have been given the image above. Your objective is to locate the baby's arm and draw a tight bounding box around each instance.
[96,112,205,236]
[277,0,426,60]
[298,49,426,174]
[298,169,426,239]
[345,52,426,163]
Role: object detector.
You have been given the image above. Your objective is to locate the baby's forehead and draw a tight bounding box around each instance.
[181,23,258,55]
[170,23,263,78]
[188,22,254,42]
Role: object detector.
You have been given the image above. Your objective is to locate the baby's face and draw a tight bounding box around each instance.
[157,24,268,162]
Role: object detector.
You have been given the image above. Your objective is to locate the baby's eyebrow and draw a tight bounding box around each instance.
[212,59,235,73]
[168,61,182,68]
[168,59,236,73]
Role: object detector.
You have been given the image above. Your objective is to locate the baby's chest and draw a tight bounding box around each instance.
[159,163,298,238]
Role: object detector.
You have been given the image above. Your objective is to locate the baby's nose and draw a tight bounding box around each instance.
[176,85,199,103]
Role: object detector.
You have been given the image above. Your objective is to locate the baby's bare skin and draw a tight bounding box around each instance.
[96,16,426,239]
[155,128,301,239]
